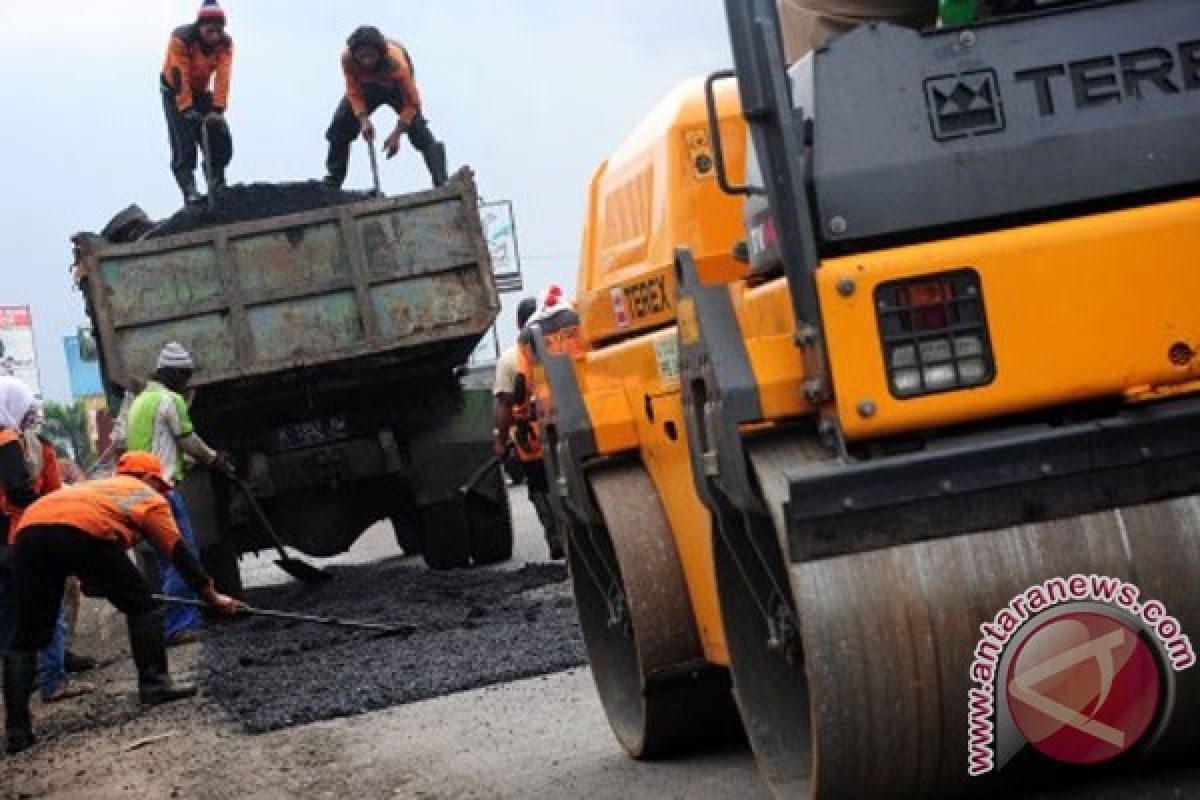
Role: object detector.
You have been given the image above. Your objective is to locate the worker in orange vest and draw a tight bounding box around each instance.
[2,452,241,754]
[510,287,585,560]
[0,385,96,709]
[161,0,235,205]
[323,26,448,189]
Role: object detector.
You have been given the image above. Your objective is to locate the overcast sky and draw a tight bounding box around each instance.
[0,0,732,401]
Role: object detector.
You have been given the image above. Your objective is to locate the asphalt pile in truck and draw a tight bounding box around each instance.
[149,181,373,238]
[201,560,584,733]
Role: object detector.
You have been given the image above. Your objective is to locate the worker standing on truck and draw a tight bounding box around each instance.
[161,0,235,206]
[323,26,449,190]
[777,0,935,62]
[118,342,235,647]
[493,298,565,557]
[2,452,241,754]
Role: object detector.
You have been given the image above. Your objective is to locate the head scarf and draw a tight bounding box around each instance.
[0,376,35,431]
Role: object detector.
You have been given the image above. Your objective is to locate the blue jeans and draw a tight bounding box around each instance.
[0,569,67,699]
[157,491,203,638]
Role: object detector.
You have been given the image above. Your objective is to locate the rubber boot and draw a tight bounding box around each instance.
[424,140,449,188]
[174,169,202,206]
[323,141,350,189]
[127,609,197,706]
[3,650,37,754]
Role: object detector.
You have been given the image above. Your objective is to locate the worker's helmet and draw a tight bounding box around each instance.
[347,26,387,56]
[117,452,172,488]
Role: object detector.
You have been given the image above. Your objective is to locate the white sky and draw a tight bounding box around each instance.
[0,0,732,401]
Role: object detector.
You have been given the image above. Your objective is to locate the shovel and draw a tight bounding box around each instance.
[226,476,332,585]
[366,137,383,196]
[200,122,216,213]
[154,594,413,636]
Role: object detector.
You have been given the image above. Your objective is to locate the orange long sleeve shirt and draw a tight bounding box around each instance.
[341,41,421,125]
[13,476,182,557]
[161,24,234,112]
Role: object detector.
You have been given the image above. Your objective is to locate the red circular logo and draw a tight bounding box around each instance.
[1006,611,1162,765]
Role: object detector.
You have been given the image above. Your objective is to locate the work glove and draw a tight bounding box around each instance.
[211,452,237,478]
[383,128,405,159]
[359,116,376,143]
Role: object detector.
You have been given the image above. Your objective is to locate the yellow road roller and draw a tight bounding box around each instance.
[533,0,1200,796]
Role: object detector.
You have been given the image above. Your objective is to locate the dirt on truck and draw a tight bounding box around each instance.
[73,169,513,594]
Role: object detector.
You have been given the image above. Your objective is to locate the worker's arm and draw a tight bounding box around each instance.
[135,499,229,605]
[162,393,218,467]
[212,40,233,112]
[0,438,37,511]
[342,53,369,119]
[391,60,422,128]
[493,393,515,458]
[164,33,195,112]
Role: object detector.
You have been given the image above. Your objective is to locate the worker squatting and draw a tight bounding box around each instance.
[161,0,448,206]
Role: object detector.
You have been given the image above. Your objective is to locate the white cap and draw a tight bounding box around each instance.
[157,341,195,370]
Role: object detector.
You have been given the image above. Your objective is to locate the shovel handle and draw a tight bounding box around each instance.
[367,139,382,196]
[200,122,215,212]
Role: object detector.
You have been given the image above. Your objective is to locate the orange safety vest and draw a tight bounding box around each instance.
[13,475,181,554]
[513,310,585,463]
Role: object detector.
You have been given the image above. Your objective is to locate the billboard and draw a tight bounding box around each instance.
[0,306,41,395]
[480,200,523,293]
[64,333,104,400]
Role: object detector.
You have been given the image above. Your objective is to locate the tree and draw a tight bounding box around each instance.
[42,400,96,470]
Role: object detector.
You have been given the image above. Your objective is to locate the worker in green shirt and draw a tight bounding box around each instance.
[117,342,234,646]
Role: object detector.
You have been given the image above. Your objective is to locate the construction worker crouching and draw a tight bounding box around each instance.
[323,26,449,190]
[161,0,235,205]
[2,452,241,754]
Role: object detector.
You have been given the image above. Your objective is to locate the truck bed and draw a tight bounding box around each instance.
[76,169,498,395]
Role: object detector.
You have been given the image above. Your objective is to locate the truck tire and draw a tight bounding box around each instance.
[391,514,424,557]
[467,470,514,566]
[420,501,472,570]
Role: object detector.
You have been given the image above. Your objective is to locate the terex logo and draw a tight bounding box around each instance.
[1015,40,1200,116]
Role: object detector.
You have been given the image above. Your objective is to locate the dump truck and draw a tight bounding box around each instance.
[536,0,1200,797]
[74,170,513,591]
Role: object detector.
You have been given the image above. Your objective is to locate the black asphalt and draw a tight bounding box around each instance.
[149,181,371,238]
[200,560,585,733]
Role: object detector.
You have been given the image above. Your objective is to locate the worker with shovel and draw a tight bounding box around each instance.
[118,342,235,647]
[322,26,449,191]
[2,452,241,754]
[161,0,235,206]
